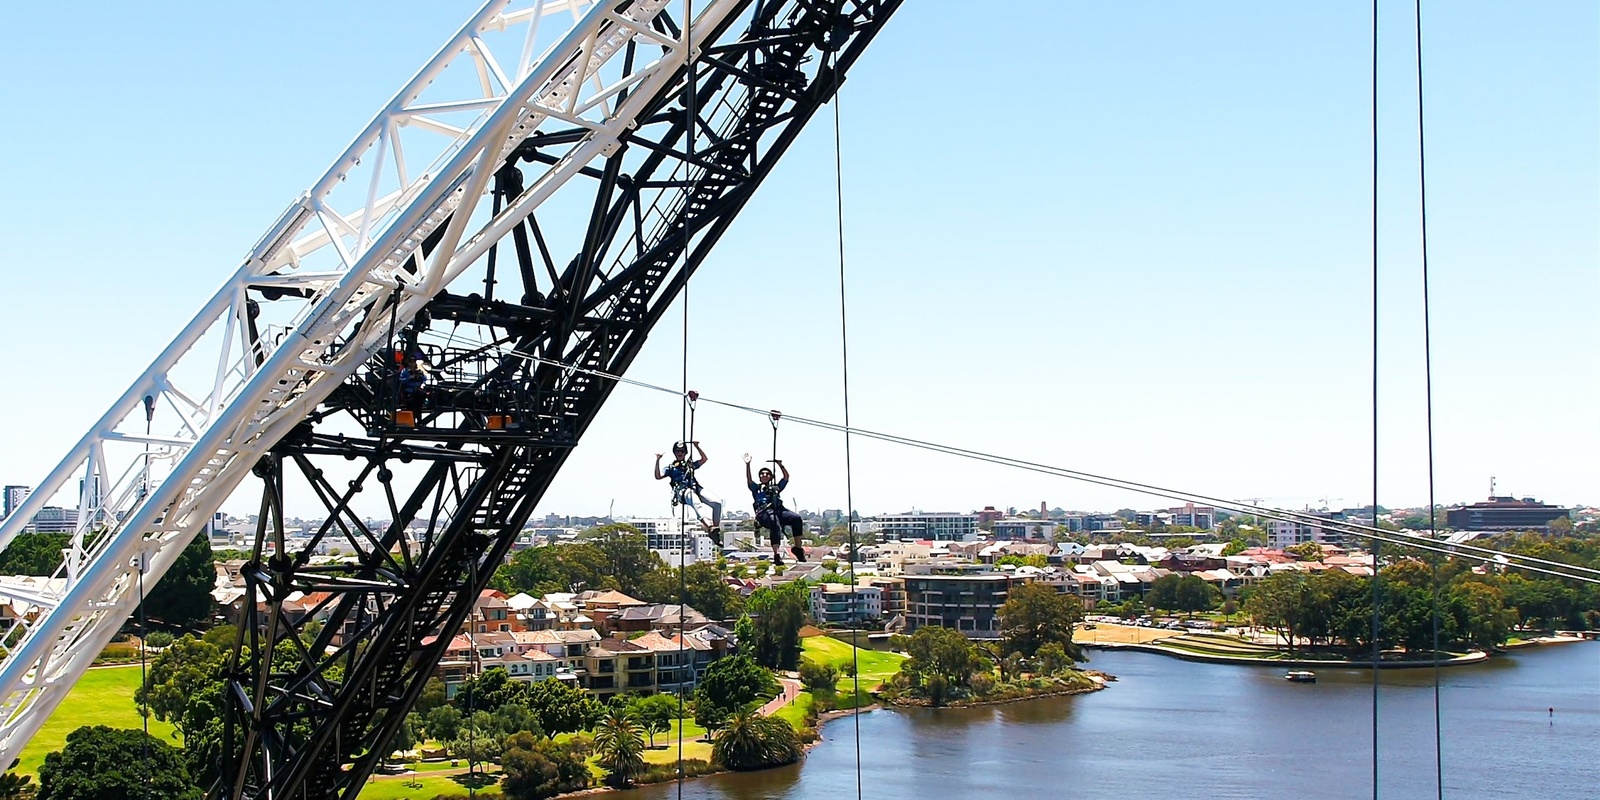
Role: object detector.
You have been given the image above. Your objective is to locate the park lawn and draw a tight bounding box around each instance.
[772,690,814,729]
[641,718,713,765]
[15,664,178,778]
[360,769,501,800]
[800,637,906,690]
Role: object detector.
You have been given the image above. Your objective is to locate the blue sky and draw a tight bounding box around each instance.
[0,1,1594,521]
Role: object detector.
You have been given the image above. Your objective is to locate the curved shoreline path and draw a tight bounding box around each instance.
[760,678,803,716]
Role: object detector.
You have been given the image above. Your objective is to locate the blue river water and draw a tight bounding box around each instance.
[613,642,1599,799]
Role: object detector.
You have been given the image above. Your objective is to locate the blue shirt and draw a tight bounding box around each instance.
[665,459,702,490]
[749,477,788,512]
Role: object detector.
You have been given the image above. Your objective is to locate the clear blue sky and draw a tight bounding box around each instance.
[0,1,1594,521]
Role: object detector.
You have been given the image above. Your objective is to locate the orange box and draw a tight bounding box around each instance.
[487,415,504,430]
[395,410,416,427]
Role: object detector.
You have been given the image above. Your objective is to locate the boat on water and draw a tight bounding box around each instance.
[1285,670,1317,683]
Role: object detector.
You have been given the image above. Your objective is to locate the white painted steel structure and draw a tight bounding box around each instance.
[0,0,742,767]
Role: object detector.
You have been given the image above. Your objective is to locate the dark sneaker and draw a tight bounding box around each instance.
[773,555,785,569]
[707,526,723,547]
[791,544,806,562]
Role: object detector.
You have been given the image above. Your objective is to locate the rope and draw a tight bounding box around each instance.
[676,3,695,793]
[434,333,1600,585]
[1369,0,1383,794]
[1412,1,1444,795]
[826,45,864,800]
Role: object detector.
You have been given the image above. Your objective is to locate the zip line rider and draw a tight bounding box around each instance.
[655,442,724,545]
[745,454,805,567]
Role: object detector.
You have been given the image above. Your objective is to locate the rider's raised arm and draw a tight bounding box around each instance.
[693,441,708,468]
[653,453,665,481]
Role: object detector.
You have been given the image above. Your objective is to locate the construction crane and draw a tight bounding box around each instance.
[0,1,903,797]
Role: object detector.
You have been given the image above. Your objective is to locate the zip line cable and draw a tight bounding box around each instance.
[825,44,865,800]
[1369,1,1383,794]
[1412,1,1445,796]
[423,330,1600,586]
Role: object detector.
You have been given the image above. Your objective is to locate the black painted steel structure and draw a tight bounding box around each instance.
[216,2,901,797]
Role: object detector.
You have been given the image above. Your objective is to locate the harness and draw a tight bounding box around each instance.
[667,458,700,499]
[754,479,785,513]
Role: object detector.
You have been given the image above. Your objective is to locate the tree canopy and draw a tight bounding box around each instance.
[998,582,1083,660]
[38,726,202,800]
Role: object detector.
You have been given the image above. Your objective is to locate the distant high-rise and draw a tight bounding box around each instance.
[1446,496,1569,531]
[2,486,29,520]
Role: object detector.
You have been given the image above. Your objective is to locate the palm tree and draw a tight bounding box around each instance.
[0,772,31,800]
[592,708,647,788]
[711,709,802,771]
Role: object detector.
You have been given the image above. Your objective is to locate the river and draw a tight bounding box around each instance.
[614,642,1598,799]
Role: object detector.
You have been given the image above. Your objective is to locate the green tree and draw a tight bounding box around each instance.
[1244,572,1314,653]
[899,625,988,706]
[636,561,745,621]
[998,582,1083,660]
[745,583,809,669]
[449,727,502,772]
[1147,574,1182,612]
[1221,539,1248,557]
[711,709,802,771]
[37,726,202,800]
[0,532,68,576]
[526,677,603,736]
[453,667,529,712]
[415,677,449,715]
[587,524,665,597]
[593,709,647,788]
[694,655,776,732]
[625,694,680,748]
[798,659,839,695]
[135,633,224,743]
[500,732,590,800]
[1285,542,1325,562]
[424,705,463,742]
[1035,642,1072,675]
[1175,575,1220,613]
[0,772,33,800]
[138,532,216,631]
[492,542,614,595]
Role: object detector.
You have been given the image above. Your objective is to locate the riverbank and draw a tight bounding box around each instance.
[881,669,1108,709]
[1092,640,1491,669]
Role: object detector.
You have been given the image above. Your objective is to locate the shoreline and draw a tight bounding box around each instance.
[1088,640,1491,669]
[1083,637,1600,669]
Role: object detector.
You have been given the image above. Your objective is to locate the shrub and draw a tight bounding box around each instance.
[636,758,718,785]
[145,631,175,649]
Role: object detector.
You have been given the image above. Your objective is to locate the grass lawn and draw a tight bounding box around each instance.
[15,664,178,778]
[800,636,906,690]
[360,769,500,800]
[772,690,815,729]
[641,718,713,765]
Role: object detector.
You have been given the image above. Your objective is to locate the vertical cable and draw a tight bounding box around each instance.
[1412,1,1444,796]
[1368,0,1382,797]
[827,45,864,800]
[675,3,695,796]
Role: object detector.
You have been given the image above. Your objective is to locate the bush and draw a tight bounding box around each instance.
[144,631,175,649]
[798,660,839,695]
[711,710,803,771]
[635,758,719,785]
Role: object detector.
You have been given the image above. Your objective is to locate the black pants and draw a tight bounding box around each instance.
[757,507,803,545]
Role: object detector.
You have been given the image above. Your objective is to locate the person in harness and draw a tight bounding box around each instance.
[745,454,805,567]
[395,347,432,416]
[654,442,724,546]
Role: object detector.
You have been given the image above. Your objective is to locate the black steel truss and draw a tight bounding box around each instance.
[218,2,901,798]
